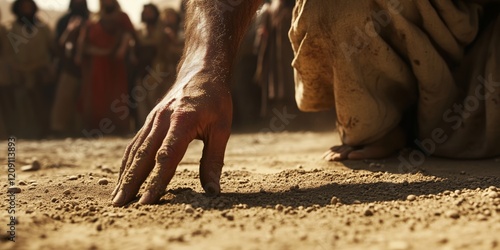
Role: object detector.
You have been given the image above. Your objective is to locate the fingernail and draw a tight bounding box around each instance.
[139,191,152,204]
[203,182,220,196]
[112,190,126,206]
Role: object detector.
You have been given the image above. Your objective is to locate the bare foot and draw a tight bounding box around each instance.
[323,126,406,161]
[322,145,358,161]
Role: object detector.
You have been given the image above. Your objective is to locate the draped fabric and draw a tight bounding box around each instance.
[4,21,54,138]
[82,12,134,135]
[290,0,500,158]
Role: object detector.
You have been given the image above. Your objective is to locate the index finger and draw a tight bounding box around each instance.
[138,119,197,204]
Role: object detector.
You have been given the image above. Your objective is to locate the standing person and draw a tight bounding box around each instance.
[50,0,90,137]
[161,7,183,77]
[254,0,296,117]
[6,0,55,139]
[80,0,135,136]
[134,4,171,127]
[0,10,12,139]
[162,7,181,42]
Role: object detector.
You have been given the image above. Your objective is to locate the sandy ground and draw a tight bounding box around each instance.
[1,131,499,250]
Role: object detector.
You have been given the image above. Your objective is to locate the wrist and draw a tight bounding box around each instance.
[177,48,232,84]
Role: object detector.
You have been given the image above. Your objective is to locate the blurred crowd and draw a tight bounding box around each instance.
[0,0,296,139]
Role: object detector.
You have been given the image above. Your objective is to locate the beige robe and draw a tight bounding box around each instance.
[290,0,500,158]
[5,21,54,138]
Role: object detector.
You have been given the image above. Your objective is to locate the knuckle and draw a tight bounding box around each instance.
[135,144,151,160]
[155,145,176,164]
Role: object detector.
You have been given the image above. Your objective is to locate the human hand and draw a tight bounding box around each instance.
[111,0,262,207]
[111,70,233,206]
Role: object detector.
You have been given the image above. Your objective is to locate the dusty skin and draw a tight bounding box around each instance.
[1,131,500,250]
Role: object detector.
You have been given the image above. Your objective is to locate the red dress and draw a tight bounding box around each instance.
[82,12,134,135]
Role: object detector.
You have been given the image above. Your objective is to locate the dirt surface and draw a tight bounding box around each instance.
[1,131,500,250]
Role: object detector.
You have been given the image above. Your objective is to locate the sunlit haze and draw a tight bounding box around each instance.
[1,0,181,25]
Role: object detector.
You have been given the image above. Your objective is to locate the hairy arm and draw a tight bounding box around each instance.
[112,0,263,206]
[177,0,263,82]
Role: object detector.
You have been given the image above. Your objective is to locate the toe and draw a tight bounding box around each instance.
[322,145,355,161]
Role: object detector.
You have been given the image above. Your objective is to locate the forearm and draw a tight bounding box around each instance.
[176,0,263,82]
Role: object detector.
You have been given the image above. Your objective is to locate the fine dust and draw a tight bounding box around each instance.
[1,132,499,250]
